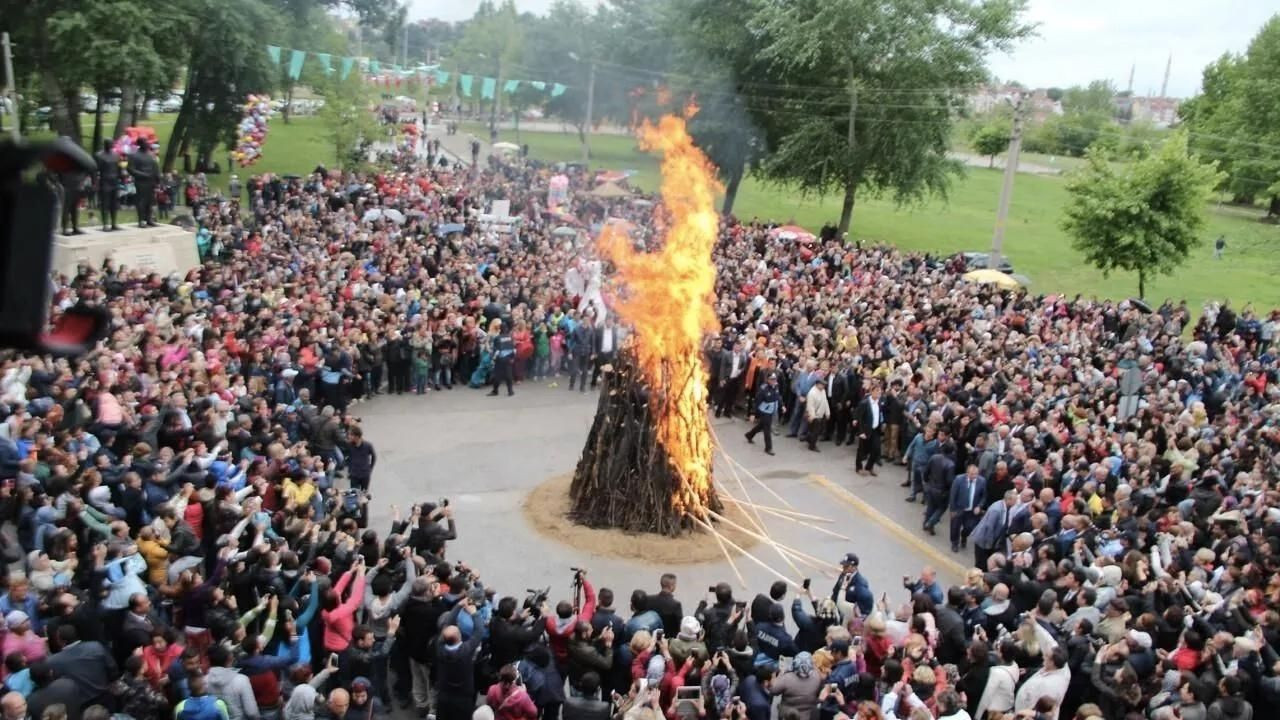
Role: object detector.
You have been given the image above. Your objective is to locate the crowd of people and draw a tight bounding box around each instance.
[0,120,1278,720]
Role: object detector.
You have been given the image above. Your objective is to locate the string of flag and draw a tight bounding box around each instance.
[264,44,569,98]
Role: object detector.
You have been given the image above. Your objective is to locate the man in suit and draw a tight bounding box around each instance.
[825,362,852,444]
[94,140,121,231]
[590,316,620,389]
[854,382,884,475]
[646,573,683,637]
[714,339,749,419]
[923,440,957,535]
[948,464,987,553]
[46,625,116,708]
[786,359,818,438]
[127,139,160,228]
[970,490,1020,569]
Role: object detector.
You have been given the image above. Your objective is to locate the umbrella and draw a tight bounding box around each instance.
[492,141,519,152]
[769,224,816,243]
[630,198,654,207]
[962,269,1021,290]
[362,208,405,225]
[590,182,630,199]
[1126,297,1153,313]
[435,222,465,236]
[552,226,579,237]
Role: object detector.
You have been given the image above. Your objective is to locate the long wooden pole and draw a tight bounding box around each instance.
[691,516,803,591]
[706,509,841,573]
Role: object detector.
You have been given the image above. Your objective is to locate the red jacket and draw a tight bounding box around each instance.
[544,578,596,667]
[486,683,538,720]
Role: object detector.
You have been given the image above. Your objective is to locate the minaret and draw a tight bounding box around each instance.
[1160,54,1171,97]
[1127,63,1135,93]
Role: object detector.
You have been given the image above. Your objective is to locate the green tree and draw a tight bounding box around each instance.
[317,74,379,168]
[971,123,1010,167]
[1061,80,1117,116]
[162,0,281,172]
[1181,17,1280,218]
[1061,133,1224,298]
[453,0,524,130]
[748,0,1032,233]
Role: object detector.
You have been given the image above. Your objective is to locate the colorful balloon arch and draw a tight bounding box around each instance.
[233,95,273,167]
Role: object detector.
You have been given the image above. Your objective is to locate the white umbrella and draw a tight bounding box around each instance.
[552,226,578,237]
[362,208,406,225]
[492,141,519,153]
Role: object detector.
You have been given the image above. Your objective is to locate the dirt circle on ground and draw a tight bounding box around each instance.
[522,474,761,565]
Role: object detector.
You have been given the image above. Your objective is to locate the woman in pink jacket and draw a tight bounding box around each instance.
[321,559,367,653]
[486,665,538,720]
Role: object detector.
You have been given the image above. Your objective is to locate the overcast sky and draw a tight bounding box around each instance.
[407,0,1276,98]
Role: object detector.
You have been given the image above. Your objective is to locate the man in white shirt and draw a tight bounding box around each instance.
[804,377,830,452]
[1014,646,1070,720]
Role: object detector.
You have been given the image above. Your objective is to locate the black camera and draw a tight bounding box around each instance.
[524,586,550,616]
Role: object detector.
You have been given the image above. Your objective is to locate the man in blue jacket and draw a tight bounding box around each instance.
[948,464,987,553]
[830,553,873,616]
[752,604,797,661]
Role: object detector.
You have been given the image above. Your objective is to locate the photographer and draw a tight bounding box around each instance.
[491,595,548,670]
[546,569,596,677]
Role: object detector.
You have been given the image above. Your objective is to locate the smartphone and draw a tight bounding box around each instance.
[638,679,649,693]
[654,629,664,641]
[802,578,811,590]
[734,601,746,610]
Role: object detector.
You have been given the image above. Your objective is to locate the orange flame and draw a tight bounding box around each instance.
[597,112,721,521]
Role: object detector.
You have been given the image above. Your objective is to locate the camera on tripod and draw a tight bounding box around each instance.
[523,587,550,618]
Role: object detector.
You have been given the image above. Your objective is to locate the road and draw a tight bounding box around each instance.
[359,381,970,622]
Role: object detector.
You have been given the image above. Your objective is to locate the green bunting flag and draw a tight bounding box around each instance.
[459,74,474,97]
[369,60,381,74]
[266,45,282,64]
[503,79,520,93]
[288,50,306,81]
[316,53,332,74]
[341,57,355,80]
[531,81,546,91]
[481,77,497,100]
[551,83,567,97]
[435,70,451,85]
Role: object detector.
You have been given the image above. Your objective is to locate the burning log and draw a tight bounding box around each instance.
[570,351,721,536]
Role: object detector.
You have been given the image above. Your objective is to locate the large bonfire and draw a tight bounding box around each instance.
[569,112,722,536]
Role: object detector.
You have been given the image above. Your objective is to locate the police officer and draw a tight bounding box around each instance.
[744,371,781,456]
[95,140,121,231]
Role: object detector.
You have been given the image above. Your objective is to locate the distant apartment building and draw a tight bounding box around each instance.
[968,84,1064,121]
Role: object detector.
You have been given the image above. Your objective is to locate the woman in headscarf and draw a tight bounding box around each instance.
[283,655,337,720]
[770,651,822,720]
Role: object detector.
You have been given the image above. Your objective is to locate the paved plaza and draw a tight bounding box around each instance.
[358,381,966,609]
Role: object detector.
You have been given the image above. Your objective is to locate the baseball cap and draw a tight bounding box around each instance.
[839,553,859,566]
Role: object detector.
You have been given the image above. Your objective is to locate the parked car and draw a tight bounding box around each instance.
[960,251,1014,274]
[160,95,183,112]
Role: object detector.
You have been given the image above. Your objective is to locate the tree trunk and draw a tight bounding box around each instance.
[91,91,105,154]
[989,154,995,168]
[283,81,293,124]
[163,96,195,173]
[837,181,857,235]
[40,70,80,143]
[139,92,151,120]
[1268,195,1280,221]
[721,160,744,217]
[1138,269,1146,300]
[114,87,136,138]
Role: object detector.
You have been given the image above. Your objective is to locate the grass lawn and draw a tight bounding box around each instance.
[487,125,1280,312]
[33,112,1280,311]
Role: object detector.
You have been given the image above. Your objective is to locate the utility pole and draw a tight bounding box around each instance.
[990,94,1024,271]
[2,32,19,141]
[581,61,596,164]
